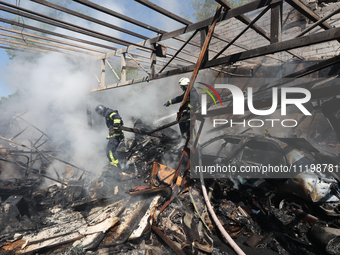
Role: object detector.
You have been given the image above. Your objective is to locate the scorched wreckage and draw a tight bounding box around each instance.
[1,0,340,254]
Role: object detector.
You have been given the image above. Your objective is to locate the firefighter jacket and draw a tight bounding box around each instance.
[104,108,124,137]
[167,87,199,111]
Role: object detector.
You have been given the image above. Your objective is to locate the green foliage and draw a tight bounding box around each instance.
[111,67,139,82]
[185,0,253,22]
[0,91,19,108]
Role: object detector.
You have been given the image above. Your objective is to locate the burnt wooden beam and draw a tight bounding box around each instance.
[30,0,149,40]
[271,1,282,43]
[0,2,151,51]
[121,53,127,83]
[134,0,191,25]
[217,0,302,59]
[177,5,223,120]
[92,28,340,92]
[285,0,334,31]
[0,135,92,174]
[203,26,340,69]
[321,98,340,142]
[256,54,340,92]
[150,43,157,78]
[213,5,271,59]
[101,59,105,88]
[216,0,270,39]
[297,6,340,38]
[159,30,199,73]
[201,27,209,66]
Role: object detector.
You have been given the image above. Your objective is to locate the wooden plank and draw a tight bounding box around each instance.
[18,232,83,254]
[177,4,223,120]
[30,0,148,40]
[78,217,119,235]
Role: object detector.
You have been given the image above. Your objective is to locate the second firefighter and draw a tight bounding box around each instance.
[95,105,124,168]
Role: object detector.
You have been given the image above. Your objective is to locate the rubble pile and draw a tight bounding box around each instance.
[0,114,340,255]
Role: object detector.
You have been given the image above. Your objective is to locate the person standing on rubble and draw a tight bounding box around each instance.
[164,77,199,139]
[95,105,124,168]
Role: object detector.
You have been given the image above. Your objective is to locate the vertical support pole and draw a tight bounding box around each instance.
[121,53,126,83]
[150,43,157,78]
[100,58,105,88]
[201,27,209,65]
[86,103,92,129]
[270,1,282,44]
[321,99,340,143]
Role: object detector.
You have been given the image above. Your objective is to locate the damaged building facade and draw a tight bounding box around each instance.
[1,0,340,254]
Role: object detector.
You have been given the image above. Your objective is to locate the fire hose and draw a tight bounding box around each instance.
[197,140,246,255]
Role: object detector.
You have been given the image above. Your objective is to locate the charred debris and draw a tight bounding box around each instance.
[0,107,339,255]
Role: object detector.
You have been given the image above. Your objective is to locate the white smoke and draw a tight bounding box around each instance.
[0,0,199,184]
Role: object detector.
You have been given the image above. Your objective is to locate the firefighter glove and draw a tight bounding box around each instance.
[109,128,115,136]
[164,101,170,107]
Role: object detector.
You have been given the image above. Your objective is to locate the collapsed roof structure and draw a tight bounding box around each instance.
[1,0,340,254]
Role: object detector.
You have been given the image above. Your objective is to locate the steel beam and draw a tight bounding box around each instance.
[0,32,98,56]
[134,0,191,25]
[271,1,282,43]
[216,0,302,59]
[285,0,334,31]
[92,26,340,92]
[73,0,166,34]
[0,17,116,52]
[103,0,282,58]
[213,5,271,59]
[297,6,340,38]
[30,0,149,40]
[0,39,75,55]
[0,26,107,54]
[159,30,199,73]
[0,1,152,50]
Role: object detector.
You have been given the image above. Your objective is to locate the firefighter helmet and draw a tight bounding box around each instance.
[178,77,190,86]
[95,105,106,116]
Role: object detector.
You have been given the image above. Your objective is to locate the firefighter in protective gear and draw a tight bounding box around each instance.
[163,77,199,138]
[95,105,124,168]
